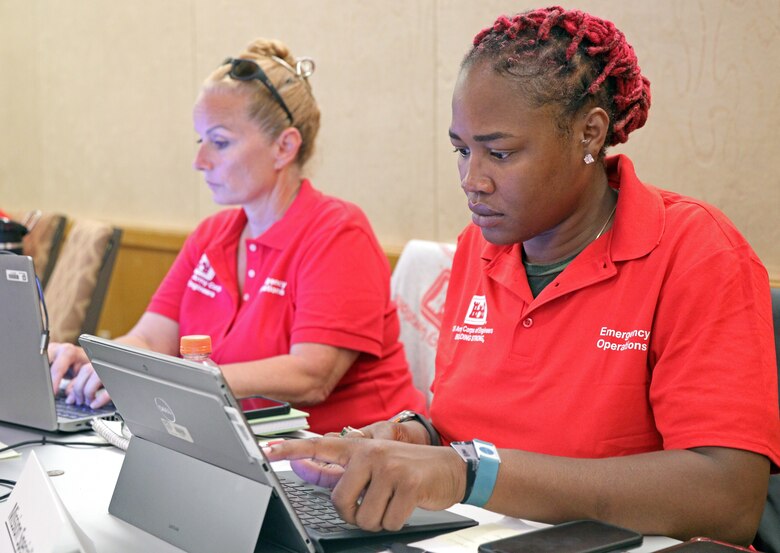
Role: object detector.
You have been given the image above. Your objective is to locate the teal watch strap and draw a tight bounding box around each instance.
[464,439,500,507]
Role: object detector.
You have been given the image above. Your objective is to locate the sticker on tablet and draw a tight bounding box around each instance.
[161,418,194,443]
[5,269,28,283]
[154,397,193,443]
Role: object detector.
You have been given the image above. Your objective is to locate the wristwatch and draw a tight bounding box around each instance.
[388,410,441,446]
[449,439,500,507]
[450,441,478,502]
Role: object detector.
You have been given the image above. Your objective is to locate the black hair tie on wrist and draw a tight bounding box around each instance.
[388,410,441,446]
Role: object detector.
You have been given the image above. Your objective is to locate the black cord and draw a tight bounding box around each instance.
[0,436,114,455]
[0,479,16,502]
[35,272,50,353]
[0,437,113,501]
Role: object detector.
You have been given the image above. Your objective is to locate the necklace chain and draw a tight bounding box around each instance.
[594,202,617,241]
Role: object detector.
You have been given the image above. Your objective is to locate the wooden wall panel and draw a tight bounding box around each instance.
[97,229,186,338]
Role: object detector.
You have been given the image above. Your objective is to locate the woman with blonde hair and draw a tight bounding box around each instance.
[49,38,426,434]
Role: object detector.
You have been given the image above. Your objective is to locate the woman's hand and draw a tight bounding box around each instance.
[265,437,466,532]
[48,342,89,393]
[331,419,432,444]
[298,418,434,489]
[65,361,111,408]
[48,342,111,408]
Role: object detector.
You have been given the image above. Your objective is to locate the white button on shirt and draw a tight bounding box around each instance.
[248,269,256,278]
[248,243,258,252]
[243,293,250,302]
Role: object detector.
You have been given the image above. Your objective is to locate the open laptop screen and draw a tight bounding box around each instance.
[0,254,116,432]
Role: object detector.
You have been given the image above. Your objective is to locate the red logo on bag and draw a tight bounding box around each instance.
[420,269,450,329]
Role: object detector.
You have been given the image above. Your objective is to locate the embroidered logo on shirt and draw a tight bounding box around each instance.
[463,295,488,325]
[187,254,223,298]
[450,295,494,343]
[194,254,215,281]
[260,277,287,296]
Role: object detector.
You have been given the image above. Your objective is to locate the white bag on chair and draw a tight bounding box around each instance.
[391,240,456,407]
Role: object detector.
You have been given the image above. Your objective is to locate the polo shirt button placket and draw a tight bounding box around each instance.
[244,242,259,304]
[522,317,533,328]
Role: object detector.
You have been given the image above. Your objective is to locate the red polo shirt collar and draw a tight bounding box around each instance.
[199,179,317,307]
[475,154,665,304]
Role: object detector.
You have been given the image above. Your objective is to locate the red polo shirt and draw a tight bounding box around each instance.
[148,180,425,434]
[431,155,780,467]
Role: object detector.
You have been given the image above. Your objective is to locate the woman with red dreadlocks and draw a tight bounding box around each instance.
[267,7,779,544]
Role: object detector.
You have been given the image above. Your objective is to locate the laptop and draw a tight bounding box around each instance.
[79,334,477,553]
[0,254,115,432]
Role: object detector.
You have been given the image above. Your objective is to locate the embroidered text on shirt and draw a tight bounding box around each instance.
[260,277,287,296]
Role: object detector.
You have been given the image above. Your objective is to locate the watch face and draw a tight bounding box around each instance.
[451,441,477,461]
[473,439,500,461]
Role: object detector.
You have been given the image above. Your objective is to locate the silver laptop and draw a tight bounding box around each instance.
[80,334,477,553]
[0,254,115,432]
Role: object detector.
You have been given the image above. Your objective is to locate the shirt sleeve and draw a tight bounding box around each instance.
[145,233,200,322]
[290,222,391,358]
[649,241,780,466]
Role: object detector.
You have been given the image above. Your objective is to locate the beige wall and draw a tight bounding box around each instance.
[1,0,779,278]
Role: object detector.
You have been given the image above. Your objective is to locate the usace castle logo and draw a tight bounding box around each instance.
[187,254,223,298]
[464,295,488,325]
[451,294,493,344]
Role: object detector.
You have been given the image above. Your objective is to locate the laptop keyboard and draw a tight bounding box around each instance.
[279,477,359,535]
[55,397,114,419]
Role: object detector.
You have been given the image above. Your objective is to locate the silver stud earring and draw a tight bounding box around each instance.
[584,153,595,165]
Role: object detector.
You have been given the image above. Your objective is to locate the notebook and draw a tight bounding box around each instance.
[0,254,115,432]
[249,407,310,436]
[80,334,477,553]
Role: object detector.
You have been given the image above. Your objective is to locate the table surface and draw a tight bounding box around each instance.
[0,422,679,553]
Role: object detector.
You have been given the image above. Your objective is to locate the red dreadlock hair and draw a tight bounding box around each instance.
[467,6,651,150]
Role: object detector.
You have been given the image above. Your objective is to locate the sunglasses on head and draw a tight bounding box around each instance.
[222,57,294,124]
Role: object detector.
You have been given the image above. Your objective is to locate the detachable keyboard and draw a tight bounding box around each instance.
[279,476,360,535]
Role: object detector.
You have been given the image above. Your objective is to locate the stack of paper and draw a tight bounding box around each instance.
[247,408,310,436]
[0,441,20,460]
